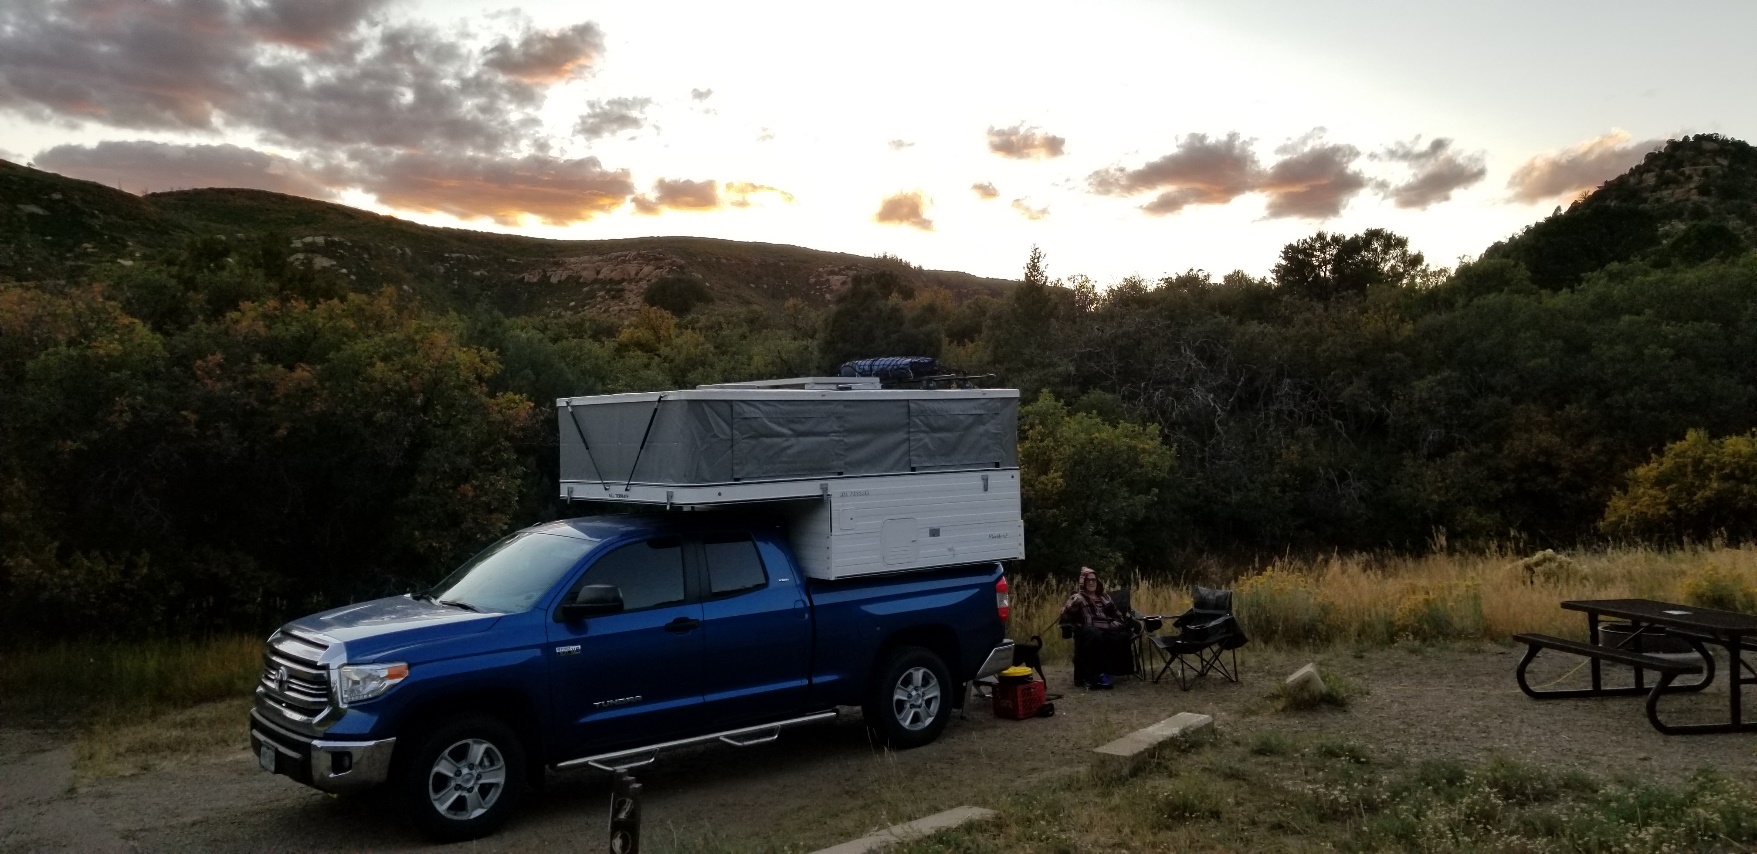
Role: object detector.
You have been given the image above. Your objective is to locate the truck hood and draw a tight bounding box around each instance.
[285,595,500,658]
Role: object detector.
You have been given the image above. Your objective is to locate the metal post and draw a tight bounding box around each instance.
[609,771,642,854]
[1588,613,1602,692]
[1730,637,1744,729]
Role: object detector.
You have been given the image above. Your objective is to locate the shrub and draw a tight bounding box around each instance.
[1681,562,1757,611]
[1234,567,1331,645]
[641,273,712,316]
[1515,549,1585,586]
[1017,392,1175,574]
[1602,429,1757,543]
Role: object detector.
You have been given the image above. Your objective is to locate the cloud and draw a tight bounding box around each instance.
[1256,129,1368,219]
[723,182,794,207]
[874,192,932,231]
[1011,198,1048,221]
[243,0,392,49]
[987,124,1065,160]
[575,97,652,139]
[1506,130,1663,203]
[33,140,336,196]
[348,151,634,225]
[1090,129,1371,219]
[690,88,713,101]
[481,22,604,84]
[0,2,647,226]
[0,1,595,155]
[1374,137,1487,209]
[888,139,914,150]
[631,178,719,215]
[756,127,774,142]
[971,182,999,200]
[1089,132,1260,214]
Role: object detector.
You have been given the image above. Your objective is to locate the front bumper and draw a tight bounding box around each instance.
[974,639,1017,681]
[250,708,396,794]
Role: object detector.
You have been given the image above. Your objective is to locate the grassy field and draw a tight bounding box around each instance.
[1007,544,1757,663]
[0,634,261,721]
[888,731,1757,854]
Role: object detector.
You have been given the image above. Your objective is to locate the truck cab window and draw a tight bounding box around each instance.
[705,534,767,596]
[579,538,685,611]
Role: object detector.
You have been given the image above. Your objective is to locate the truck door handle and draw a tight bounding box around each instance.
[665,617,701,634]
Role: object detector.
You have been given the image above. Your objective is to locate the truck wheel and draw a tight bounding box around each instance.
[865,647,952,749]
[399,714,526,842]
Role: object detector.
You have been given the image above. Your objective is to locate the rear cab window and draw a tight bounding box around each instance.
[704,534,768,597]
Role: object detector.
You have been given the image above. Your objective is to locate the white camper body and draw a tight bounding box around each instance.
[784,469,1022,580]
[555,380,1024,580]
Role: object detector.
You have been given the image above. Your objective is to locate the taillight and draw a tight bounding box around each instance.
[995,575,1011,623]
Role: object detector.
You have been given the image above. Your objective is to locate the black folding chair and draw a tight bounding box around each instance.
[1147,586,1248,690]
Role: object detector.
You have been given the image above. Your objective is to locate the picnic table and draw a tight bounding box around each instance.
[1514,598,1757,735]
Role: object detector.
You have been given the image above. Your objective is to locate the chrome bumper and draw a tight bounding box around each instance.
[974,639,1017,681]
[250,709,397,794]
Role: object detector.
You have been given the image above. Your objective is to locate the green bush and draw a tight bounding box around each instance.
[1602,429,1757,543]
[642,273,712,316]
[1017,391,1175,574]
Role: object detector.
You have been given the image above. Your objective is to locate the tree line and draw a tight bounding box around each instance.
[3,221,1755,639]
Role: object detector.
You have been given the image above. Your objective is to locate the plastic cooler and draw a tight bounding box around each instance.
[993,680,1045,720]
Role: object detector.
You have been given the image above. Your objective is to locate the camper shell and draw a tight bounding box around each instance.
[556,379,1024,580]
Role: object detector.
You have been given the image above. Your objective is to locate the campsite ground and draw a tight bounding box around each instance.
[3,644,1754,853]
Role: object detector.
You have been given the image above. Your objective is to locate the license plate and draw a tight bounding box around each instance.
[259,743,277,773]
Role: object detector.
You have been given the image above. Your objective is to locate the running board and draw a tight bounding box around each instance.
[554,710,839,772]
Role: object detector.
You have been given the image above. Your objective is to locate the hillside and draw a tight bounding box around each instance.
[1484,134,1757,289]
[0,159,1014,316]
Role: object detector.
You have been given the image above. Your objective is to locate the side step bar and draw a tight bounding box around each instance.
[554,710,839,773]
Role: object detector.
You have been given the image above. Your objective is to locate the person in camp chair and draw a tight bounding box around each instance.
[1059,567,1134,690]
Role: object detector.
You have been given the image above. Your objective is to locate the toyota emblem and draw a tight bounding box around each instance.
[276,666,289,692]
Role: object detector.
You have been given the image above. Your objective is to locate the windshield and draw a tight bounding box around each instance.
[427,531,598,613]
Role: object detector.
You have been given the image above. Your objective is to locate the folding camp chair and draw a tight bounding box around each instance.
[1060,588,1161,685]
[1147,586,1248,690]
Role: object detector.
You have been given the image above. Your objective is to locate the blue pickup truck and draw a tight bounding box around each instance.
[248,513,1014,841]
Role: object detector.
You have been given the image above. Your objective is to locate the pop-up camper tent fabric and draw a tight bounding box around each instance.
[559,391,1017,487]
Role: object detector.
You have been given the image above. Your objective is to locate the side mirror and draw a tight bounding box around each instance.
[558,584,624,622]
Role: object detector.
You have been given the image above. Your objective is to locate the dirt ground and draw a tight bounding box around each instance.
[4,644,1754,853]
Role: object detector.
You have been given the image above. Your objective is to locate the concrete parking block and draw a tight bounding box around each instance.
[811,806,999,854]
[1091,711,1214,780]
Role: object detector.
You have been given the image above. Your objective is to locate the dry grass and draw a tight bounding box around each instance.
[73,697,251,783]
[0,634,262,721]
[1009,545,1757,654]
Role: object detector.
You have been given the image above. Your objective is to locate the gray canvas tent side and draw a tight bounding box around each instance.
[557,389,1018,492]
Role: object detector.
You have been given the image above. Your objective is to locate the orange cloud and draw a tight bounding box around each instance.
[1011,198,1048,221]
[483,23,604,84]
[1507,130,1664,204]
[724,182,795,207]
[354,151,633,225]
[987,124,1065,159]
[874,192,933,231]
[971,182,999,200]
[632,178,718,215]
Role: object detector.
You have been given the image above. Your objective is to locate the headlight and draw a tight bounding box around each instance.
[335,662,409,707]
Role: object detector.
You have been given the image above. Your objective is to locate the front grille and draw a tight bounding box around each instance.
[261,632,332,718]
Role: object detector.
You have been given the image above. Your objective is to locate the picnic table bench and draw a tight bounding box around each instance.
[1515,598,1757,735]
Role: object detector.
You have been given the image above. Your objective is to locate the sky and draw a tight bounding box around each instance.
[2,0,1753,283]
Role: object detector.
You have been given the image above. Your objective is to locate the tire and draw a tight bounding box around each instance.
[398,714,526,843]
[864,646,952,750]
